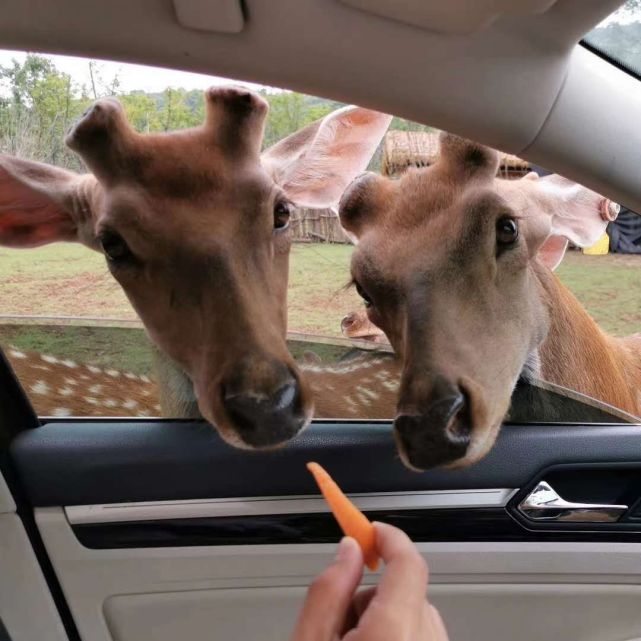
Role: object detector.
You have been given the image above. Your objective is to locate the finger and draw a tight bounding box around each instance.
[427,603,450,641]
[290,537,364,641]
[351,523,428,637]
[341,587,377,635]
[352,586,377,619]
[373,522,428,605]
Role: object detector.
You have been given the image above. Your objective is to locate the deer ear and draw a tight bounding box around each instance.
[0,156,102,249]
[533,175,619,271]
[262,106,392,209]
[537,235,569,271]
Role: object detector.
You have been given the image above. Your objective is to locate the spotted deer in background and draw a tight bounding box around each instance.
[0,87,391,445]
[339,132,639,471]
[4,344,400,420]
[4,345,160,417]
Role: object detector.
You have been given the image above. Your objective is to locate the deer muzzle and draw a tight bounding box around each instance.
[394,376,472,470]
[220,357,309,448]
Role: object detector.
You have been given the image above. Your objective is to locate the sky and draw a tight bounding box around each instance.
[0,48,268,94]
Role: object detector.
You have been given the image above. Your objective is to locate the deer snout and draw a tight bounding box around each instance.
[221,360,308,448]
[394,377,472,471]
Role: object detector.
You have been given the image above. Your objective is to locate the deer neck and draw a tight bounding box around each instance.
[534,262,640,416]
[152,348,201,418]
[153,346,401,421]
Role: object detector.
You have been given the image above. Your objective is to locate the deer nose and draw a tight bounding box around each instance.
[394,379,471,470]
[222,372,306,448]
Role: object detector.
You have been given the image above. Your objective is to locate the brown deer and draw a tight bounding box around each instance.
[339,132,641,470]
[0,87,391,447]
[3,344,400,420]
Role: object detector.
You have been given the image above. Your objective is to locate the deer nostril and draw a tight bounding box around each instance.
[341,314,357,331]
[271,380,298,412]
[444,388,472,447]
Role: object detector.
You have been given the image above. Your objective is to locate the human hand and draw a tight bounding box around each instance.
[290,522,448,641]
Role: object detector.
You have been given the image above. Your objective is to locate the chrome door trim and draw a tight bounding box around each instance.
[65,488,517,525]
[518,481,627,523]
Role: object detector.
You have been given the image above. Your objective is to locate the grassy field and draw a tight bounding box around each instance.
[0,243,639,371]
[555,253,641,336]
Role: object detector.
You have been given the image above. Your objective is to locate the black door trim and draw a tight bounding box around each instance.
[11,420,641,507]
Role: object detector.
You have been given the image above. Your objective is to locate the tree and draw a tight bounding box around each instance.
[0,54,89,169]
[158,88,201,131]
[120,91,160,133]
[0,53,433,173]
[261,91,339,149]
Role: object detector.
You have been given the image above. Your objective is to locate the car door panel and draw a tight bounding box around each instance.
[0,472,68,641]
[6,419,641,641]
[102,585,641,641]
[32,506,641,641]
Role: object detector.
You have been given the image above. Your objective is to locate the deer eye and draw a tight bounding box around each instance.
[274,200,291,231]
[99,230,135,265]
[355,281,373,308]
[496,216,519,247]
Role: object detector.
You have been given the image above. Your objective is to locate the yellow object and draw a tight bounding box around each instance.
[583,232,609,255]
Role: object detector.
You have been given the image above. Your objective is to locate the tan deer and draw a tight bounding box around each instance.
[2,343,400,420]
[0,87,391,447]
[339,132,641,470]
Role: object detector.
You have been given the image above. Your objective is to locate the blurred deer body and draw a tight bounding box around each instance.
[5,345,400,420]
[5,345,159,417]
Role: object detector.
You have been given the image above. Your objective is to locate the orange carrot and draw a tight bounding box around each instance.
[307,461,379,571]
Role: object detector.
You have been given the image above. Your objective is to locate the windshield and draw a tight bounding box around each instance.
[584,0,641,77]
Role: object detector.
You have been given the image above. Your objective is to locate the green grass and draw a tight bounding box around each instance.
[0,325,154,374]
[288,244,360,335]
[0,244,639,372]
[288,245,641,339]
[0,243,134,318]
[555,252,641,337]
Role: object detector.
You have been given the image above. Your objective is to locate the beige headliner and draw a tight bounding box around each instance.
[1,0,639,208]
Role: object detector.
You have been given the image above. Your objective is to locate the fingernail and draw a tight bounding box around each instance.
[335,536,357,561]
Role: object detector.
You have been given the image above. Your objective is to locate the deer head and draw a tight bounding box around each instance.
[341,309,389,344]
[340,132,617,470]
[0,86,390,449]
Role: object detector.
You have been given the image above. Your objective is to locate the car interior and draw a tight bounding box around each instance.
[2,1,641,640]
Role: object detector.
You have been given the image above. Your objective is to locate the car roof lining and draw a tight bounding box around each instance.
[1,0,639,209]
